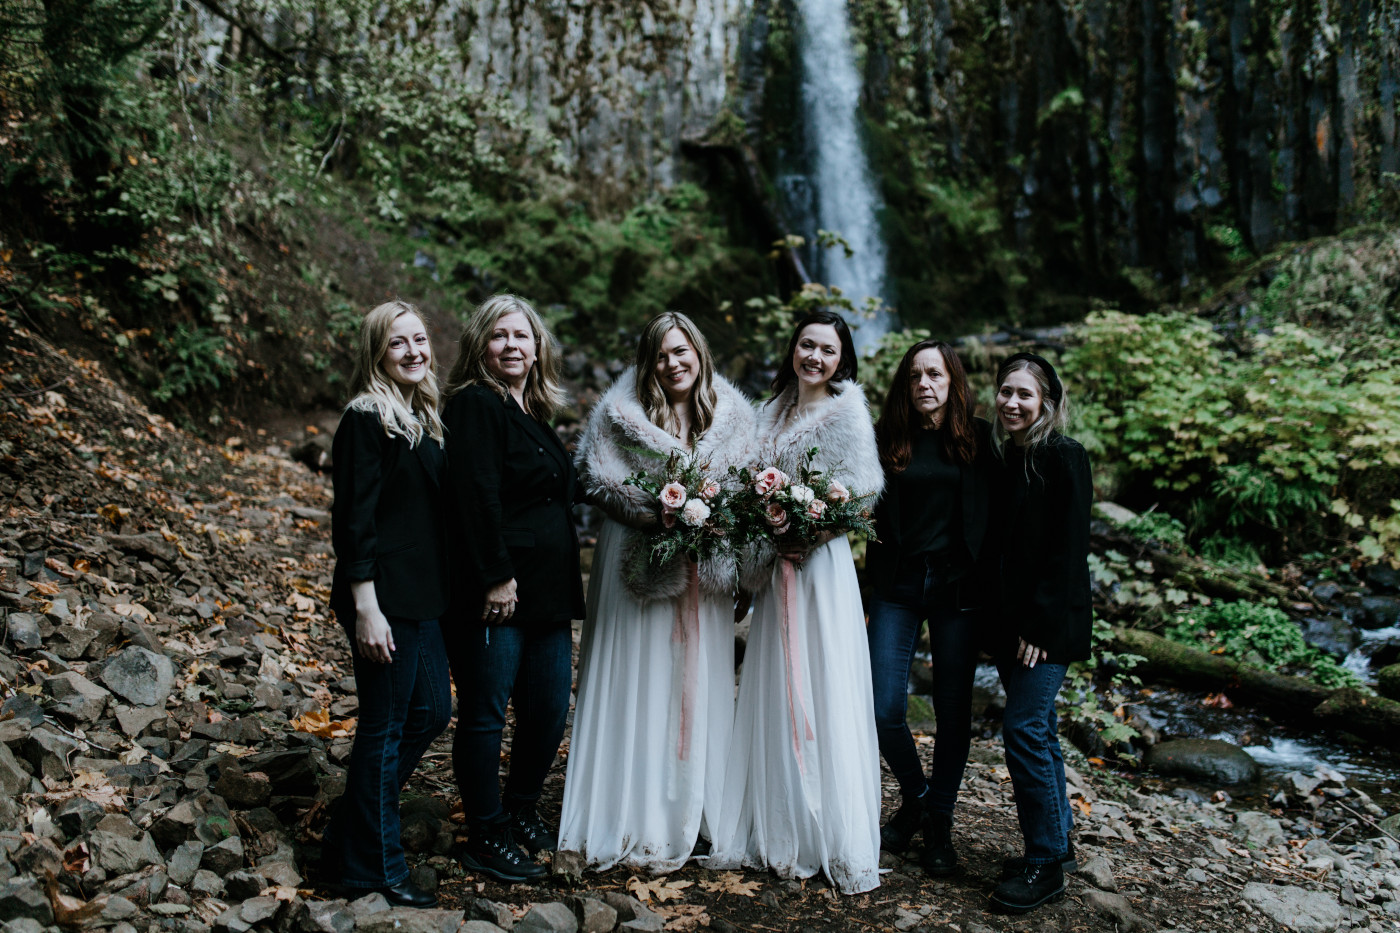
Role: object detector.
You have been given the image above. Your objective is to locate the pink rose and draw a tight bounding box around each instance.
[806,498,827,520]
[700,481,720,501]
[659,482,687,511]
[764,502,790,535]
[826,480,850,503]
[754,467,789,497]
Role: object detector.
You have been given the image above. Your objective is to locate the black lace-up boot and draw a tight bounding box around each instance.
[458,820,546,883]
[509,805,556,856]
[990,861,1066,913]
[879,793,925,852]
[920,809,958,876]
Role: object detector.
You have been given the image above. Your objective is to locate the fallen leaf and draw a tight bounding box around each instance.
[112,602,154,621]
[627,875,693,903]
[289,708,356,739]
[30,580,59,596]
[698,871,762,897]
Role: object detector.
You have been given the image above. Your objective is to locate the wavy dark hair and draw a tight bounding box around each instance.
[876,339,977,470]
[769,309,858,399]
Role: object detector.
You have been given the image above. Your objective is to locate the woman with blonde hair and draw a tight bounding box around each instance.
[559,311,755,873]
[323,300,451,908]
[441,294,584,882]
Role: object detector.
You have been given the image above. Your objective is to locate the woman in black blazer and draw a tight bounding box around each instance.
[324,300,452,909]
[987,352,1092,914]
[441,294,584,883]
[865,339,993,877]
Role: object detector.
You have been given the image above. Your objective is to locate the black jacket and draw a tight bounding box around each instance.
[330,407,449,628]
[993,432,1093,664]
[865,418,994,607]
[442,385,585,627]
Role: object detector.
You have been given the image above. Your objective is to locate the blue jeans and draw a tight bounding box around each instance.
[447,623,572,828]
[867,561,979,815]
[997,656,1073,864]
[327,618,452,888]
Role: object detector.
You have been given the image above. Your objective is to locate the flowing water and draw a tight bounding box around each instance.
[787,0,894,350]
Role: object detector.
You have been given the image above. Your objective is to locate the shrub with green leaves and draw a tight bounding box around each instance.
[1166,600,1360,689]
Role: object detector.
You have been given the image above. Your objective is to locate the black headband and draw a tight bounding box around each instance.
[999,352,1064,404]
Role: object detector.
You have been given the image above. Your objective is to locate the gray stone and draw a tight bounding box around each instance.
[467,896,516,929]
[892,907,923,931]
[240,895,281,924]
[619,921,665,933]
[408,863,438,894]
[460,923,509,933]
[516,901,578,933]
[89,828,163,874]
[1358,595,1400,630]
[1076,854,1117,891]
[1186,867,1211,883]
[225,868,266,900]
[600,891,646,923]
[5,612,41,650]
[1241,881,1346,933]
[1376,813,1400,839]
[3,918,45,933]
[568,896,618,933]
[42,671,111,722]
[201,835,244,874]
[190,869,225,896]
[213,763,272,809]
[1082,889,1151,931]
[102,895,138,922]
[0,741,32,795]
[358,908,470,933]
[349,892,391,920]
[116,705,169,738]
[1370,565,1400,594]
[21,725,82,780]
[1092,501,1139,525]
[100,647,175,706]
[1301,617,1360,658]
[166,841,204,886]
[0,877,54,924]
[300,898,354,933]
[55,796,106,837]
[1145,738,1260,785]
[1234,811,1288,850]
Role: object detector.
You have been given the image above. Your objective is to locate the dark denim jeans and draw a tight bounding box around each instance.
[996,656,1073,864]
[867,561,979,815]
[326,617,452,888]
[447,622,571,828]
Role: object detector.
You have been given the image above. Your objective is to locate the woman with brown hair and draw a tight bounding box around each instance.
[559,311,755,873]
[865,339,993,877]
[440,294,584,883]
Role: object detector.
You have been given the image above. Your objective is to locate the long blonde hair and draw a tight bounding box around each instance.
[346,300,445,446]
[443,294,568,420]
[633,311,717,442]
[991,356,1070,462]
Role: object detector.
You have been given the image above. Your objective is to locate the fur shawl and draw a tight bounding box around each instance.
[740,380,884,592]
[577,369,757,601]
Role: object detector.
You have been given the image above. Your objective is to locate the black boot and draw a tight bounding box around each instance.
[879,794,925,852]
[508,805,556,857]
[458,820,547,883]
[919,809,958,876]
[990,861,1065,913]
[1000,841,1076,881]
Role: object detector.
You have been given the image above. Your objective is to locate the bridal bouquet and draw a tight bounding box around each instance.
[620,449,737,584]
[729,446,877,551]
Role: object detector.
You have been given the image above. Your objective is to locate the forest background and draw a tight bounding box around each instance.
[3,0,1400,749]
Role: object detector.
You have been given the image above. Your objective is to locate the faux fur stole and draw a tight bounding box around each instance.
[740,381,884,593]
[578,369,757,601]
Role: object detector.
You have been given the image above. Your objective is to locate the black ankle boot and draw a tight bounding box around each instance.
[508,805,556,856]
[1000,841,1076,881]
[920,809,958,876]
[990,861,1065,913]
[879,795,925,852]
[458,821,547,883]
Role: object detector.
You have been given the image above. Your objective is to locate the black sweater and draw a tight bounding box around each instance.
[994,433,1093,664]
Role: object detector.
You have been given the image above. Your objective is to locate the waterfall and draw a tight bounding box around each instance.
[791,0,893,351]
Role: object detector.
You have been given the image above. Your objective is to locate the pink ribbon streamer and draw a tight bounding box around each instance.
[779,559,814,771]
[674,559,701,761]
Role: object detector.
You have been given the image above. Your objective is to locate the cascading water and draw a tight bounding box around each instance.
[784,0,894,351]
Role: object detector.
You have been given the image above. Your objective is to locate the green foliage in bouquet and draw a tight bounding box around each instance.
[620,448,739,584]
[728,446,878,553]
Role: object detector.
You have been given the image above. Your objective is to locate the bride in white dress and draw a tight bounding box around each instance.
[709,310,885,894]
[559,312,755,873]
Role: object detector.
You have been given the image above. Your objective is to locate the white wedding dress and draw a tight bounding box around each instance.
[558,517,735,873]
[707,382,882,894]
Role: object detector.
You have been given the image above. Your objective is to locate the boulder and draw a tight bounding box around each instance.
[1377,664,1400,703]
[1358,595,1400,630]
[1300,617,1359,658]
[1241,881,1346,933]
[100,646,176,707]
[43,671,111,722]
[1145,738,1260,785]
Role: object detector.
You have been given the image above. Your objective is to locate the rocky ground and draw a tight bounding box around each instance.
[3,311,1400,933]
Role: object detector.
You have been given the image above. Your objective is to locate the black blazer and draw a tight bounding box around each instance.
[993,432,1093,664]
[330,407,449,628]
[866,418,994,606]
[442,385,585,627]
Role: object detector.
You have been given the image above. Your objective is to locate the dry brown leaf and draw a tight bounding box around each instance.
[627,875,693,904]
[698,871,762,897]
[112,602,154,621]
[29,580,59,596]
[289,708,356,739]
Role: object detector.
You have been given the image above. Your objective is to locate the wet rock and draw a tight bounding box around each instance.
[516,902,578,933]
[1377,664,1400,702]
[1234,811,1287,849]
[359,908,471,933]
[567,896,618,933]
[1300,616,1359,658]
[100,646,176,707]
[1144,738,1260,785]
[1358,595,1400,630]
[1240,881,1346,933]
[5,612,41,650]
[43,670,111,722]
[1369,565,1400,594]
[0,877,55,924]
